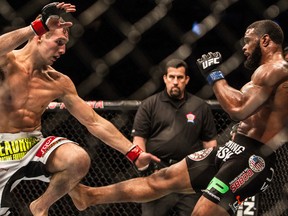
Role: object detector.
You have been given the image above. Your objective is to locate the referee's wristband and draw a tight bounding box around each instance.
[207,70,224,85]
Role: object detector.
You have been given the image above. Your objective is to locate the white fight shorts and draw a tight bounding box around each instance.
[0,131,76,216]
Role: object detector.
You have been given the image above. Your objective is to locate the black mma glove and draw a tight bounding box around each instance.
[31,2,65,36]
[196,51,225,85]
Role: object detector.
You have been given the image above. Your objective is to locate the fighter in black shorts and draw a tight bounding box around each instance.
[69,20,288,216]
[186,133,275,215]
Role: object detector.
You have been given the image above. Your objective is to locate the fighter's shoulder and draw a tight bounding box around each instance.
[268,60,288,82]
[43,66,71,80]
[253,61,288,85]
[0,51,16,68]
[42,66,73,85]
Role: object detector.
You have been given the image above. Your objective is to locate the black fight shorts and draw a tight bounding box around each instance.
[185,134,275,215]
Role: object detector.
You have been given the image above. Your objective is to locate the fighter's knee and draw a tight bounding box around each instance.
[146,173,159,189]
[146,168,170,190]
[72,148,91,174]
[63,144,91,176]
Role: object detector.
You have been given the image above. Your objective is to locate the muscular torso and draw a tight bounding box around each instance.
[237,65,288,149]
[0,51,66,133]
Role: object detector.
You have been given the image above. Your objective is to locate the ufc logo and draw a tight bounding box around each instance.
[202,57,220,69]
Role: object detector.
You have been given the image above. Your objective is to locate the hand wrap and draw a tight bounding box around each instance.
[206,70,225,85]
[125,145,143,163]
[30,2,65,36]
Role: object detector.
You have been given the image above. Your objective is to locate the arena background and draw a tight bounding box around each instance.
[1,0,288,215]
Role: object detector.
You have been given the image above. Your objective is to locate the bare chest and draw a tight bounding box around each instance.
[0,71,61,112]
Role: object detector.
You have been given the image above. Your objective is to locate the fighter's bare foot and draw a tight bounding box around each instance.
[29,199,48,216]
[69,184,90,211]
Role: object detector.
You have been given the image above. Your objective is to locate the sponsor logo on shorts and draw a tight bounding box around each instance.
[186,112,196,123]
[216,140,245,162]
[188,147,213,161]
[229,199,241,214]
[236,195,245,205]
[202,189,221,202]
[230,168,254,193]
[203,177,229,208]
[207,177,229,194]
[235,196,258,216]
[0,137,40,161]
[248,155,265,172]
[229,195,248,214]
[36,136,68,157]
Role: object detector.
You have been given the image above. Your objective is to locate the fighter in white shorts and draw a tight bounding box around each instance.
[0,2,159,215]
[0,131,76,215]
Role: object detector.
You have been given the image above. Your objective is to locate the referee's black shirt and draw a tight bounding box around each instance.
[131,90,217,162]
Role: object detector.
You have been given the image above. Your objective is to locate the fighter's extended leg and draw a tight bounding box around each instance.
[69,159,193,211]
[29,143,91,216]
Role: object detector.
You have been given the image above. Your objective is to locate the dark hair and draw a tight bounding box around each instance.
[164,59,188,75]
[246,20,284,45]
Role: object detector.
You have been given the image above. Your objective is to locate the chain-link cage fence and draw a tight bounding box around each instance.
[8,100,288,216]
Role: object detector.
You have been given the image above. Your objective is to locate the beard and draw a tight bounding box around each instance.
[169,87,182,99]
[244,42,262,71]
